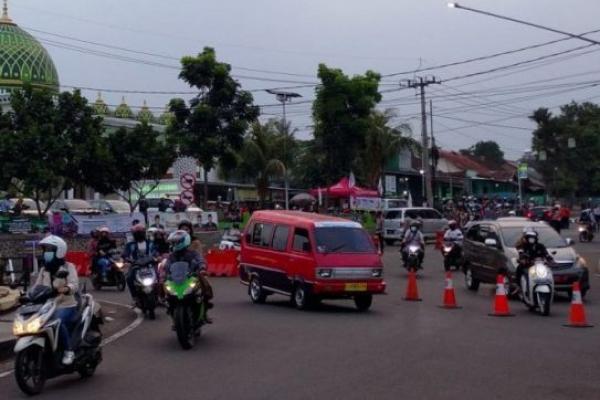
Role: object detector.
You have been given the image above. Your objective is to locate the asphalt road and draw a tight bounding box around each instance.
[0,237,599,400]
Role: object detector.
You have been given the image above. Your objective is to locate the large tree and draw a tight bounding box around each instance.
[312,64,382,185]
[168,47,259,208]
[358,110,414,188]
[104,123,176,211]
[0,86,110,216]
[530,102,600,197]
[460,140,505,166]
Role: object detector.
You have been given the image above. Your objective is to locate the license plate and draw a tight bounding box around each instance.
[345,283,368,292]
[387,230,395,234]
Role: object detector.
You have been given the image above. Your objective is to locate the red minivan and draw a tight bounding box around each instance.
[240,211,386,311]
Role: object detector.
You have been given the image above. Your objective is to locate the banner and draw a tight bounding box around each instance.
[351,196,382,211]
[518,163,528,179]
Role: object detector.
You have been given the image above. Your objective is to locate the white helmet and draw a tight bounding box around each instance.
[39,235,68,259]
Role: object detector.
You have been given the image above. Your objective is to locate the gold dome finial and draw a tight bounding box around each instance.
[1,0,14,24]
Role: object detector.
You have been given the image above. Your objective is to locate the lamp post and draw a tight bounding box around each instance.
[447,3,600,46]
[266,89,302,210]
[419,169,425,203]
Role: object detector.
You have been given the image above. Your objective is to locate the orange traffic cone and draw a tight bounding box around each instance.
[404,270,422,301]
[489,274,515,317]
[439,272,461,309]
[564,282,593,328]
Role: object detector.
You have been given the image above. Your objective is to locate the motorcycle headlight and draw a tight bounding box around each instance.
[165,283,175,294]
[409,245,420,253]
[579,226,585,232]
[115,261,124,269]
[14,317,42,335]
[26,318,42,334]
[443,245,452,252]
[189,281,197,289]
[531,264,549,279]
[13,320,25,336]
[142,277,154,287]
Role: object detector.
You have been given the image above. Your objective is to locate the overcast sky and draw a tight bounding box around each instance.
[10,0,600,159]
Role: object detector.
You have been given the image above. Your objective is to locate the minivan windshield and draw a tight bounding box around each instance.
[501,226,567,249]
[315,227,375,254]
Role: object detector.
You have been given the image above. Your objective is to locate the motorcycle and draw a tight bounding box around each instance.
[403,244,424,272]
[132,256,159,320]
[164,261,206,350]
[13,277,103,395]
[578,223,594,242]
[91,249,126,291]
[442,241,462,271]
[519,258,554,316]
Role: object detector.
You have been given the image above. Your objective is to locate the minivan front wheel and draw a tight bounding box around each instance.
[292,284,311,310]
[249,277,267,304]
[354,294,373,312]
[464,267,480,291]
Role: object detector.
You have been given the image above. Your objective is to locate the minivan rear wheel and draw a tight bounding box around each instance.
[249,277,267,304]
[464,267,480,291]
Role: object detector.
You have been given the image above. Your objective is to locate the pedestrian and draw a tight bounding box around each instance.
[550,205,562,233]
[375,211,384,254]
[138,196,149,226]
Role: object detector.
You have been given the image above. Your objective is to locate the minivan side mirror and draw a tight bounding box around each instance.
[484,238,498,248]
[565,238,574,246]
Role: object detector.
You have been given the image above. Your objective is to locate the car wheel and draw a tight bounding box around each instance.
[292,284,311,310]
[249,277,267,304]
[464,266,480,291]
[354,294,373,312]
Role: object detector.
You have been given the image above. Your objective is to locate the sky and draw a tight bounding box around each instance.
[9,0,600,159]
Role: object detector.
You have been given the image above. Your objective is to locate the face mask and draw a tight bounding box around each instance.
[528,238,536,244]
[410,227,417,232]
[43,252,55,264]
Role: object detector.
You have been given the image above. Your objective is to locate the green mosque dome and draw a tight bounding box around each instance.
[114,97,134,119]
[93,92,109,115]
[0,1,60,91]
[137,100,155,123]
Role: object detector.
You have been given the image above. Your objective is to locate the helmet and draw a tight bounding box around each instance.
[131,223,145,233]
[168,230,191,252]
[448,220,457,229]
[39,235,67,259]
[523,229,538,243]
[98,226,110,233]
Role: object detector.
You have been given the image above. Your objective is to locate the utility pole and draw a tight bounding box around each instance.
[401,77,441,207]
[430,99,437,202]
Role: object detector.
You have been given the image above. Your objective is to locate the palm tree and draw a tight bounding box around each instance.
[235,120,290,206]
[360,109,415,188]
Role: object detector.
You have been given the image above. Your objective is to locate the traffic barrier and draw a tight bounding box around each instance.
[439,272,461,309]
[435,231,444,250]
[564,282,593,328]
[65,251,91,277]
[205,249,239,277]
[404,270,422,301]
[489,274,514,317]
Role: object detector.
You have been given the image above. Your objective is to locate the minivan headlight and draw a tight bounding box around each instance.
[372,269,383,278]
[317,269,332,278]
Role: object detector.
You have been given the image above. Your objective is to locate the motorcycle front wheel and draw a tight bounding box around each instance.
[116,273,126,292]
[174,305,195,350]
[15,346,46,395]
[537,292,551,316]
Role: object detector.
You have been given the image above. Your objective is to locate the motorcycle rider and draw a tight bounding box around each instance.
[123,224,155,302]
[165,230,214,323]
[35,235,79,365]
[515,229,553,293]
[443,220,463,268]
[178,220,204,254]
[95,227,117,280]
[400,221,425,267]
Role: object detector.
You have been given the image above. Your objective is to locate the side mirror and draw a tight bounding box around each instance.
[565,238,574,246]
[302,242,312,252]
[484,238,498,248]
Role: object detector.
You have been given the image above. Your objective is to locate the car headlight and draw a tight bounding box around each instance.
[142,277,154,286]
[317,269,333,278]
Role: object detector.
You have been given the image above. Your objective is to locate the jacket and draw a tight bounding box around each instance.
[122,240,155,262]
[34,262,79,308]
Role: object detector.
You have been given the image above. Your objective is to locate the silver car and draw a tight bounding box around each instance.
[462,220,590,297]
[383,207,448,244]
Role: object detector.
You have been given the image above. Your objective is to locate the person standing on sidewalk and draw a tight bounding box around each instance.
[375,211,385,254]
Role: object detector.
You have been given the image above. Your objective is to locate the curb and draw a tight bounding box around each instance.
[0,300,141,364]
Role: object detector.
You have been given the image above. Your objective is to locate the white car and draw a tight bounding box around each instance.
[383,207,448,245]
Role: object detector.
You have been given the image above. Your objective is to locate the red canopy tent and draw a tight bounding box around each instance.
[310,177,379,198]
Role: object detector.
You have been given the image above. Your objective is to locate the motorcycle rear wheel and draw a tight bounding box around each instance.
[15,346,46,395]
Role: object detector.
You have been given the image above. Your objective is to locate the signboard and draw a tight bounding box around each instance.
[8,219,31,234]
[180,173,196,190]
[385,175,397,195]
[350,196,382,211]
[518,163,528,179]
[180,190,195,206]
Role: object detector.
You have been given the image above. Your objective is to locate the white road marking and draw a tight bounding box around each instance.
[0,300,143,379]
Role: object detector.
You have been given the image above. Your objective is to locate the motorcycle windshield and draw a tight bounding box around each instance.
[136,266,156,279]
[169,261,191,284]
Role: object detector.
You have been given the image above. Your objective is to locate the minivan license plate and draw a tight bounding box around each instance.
[345,283,368,292]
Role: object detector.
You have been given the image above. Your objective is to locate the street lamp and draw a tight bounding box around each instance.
[266,89,302,210]
[447,2,600,46]
[419,169,425,200]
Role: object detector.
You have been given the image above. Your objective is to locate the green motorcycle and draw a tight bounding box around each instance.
[164,261,206,350]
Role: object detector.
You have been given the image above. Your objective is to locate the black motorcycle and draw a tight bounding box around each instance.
[578,223,594,242]
[91,249,126,291]
[132,256,159,320]
[403,244,424,272]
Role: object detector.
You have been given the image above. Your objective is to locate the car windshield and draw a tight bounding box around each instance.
[64,200,93,209]
[315,227,375,253]
[108,201,131,212]
[501,226,567,248]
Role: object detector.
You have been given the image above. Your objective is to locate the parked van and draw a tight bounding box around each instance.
[383,207,448,244]
[240,211,386,311]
